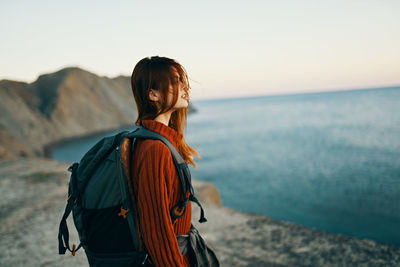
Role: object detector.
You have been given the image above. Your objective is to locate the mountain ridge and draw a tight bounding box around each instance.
[0,67,139,159]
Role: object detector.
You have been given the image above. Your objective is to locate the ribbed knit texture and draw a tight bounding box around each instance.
[131,119,192,267]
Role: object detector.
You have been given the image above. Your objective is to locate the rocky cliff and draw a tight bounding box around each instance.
[0,67,137,159]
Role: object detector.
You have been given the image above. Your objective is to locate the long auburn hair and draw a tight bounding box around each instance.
[131,56,199,168]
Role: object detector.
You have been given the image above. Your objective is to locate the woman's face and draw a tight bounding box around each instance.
[147,67,189,112]
[167,68,189,110]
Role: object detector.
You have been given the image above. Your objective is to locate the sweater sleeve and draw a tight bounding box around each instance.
[136,141,187,267]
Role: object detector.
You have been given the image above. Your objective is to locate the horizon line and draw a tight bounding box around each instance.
[191,84,400,102]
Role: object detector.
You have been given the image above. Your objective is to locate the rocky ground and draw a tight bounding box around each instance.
[0,158,399,266]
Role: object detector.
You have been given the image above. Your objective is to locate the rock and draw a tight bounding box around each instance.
[192,179,222,206]
[0,67,137,159]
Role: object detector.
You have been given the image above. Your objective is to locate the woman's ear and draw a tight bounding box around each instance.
[148,89,160,102]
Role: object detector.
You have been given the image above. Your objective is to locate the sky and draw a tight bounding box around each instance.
[1,0,399,100]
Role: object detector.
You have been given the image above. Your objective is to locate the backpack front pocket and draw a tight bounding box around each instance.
[82,204,135,253]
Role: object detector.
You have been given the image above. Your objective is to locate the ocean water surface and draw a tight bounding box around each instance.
[51,86,400,246]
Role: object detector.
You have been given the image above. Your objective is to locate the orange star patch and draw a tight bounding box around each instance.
[118,206,129,219]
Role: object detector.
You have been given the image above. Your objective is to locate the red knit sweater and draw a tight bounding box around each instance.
[130,119,192,267]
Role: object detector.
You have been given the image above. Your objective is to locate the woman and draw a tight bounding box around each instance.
[129,56,219,267]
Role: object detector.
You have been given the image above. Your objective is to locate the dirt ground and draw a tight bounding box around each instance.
[1,158,399,266]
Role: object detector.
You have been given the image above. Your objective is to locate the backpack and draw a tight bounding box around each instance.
[58,125,207,266]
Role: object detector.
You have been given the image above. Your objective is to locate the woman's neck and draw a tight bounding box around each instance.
[154,110,173,126]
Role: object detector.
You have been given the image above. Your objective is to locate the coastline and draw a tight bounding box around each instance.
[43,105,197,159]
[42,123,136,158]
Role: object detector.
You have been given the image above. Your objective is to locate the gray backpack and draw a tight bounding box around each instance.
[58,125,206,266]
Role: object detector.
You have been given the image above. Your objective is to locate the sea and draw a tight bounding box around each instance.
[51,86,400,246]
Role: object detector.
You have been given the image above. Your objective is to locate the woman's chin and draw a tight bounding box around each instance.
[180,100,189,109]
[173,103,189,110]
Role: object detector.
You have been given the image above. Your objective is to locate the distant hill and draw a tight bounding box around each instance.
[0,67,194,159]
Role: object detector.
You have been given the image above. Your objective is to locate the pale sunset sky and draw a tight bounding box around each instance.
[1,0,399,100]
